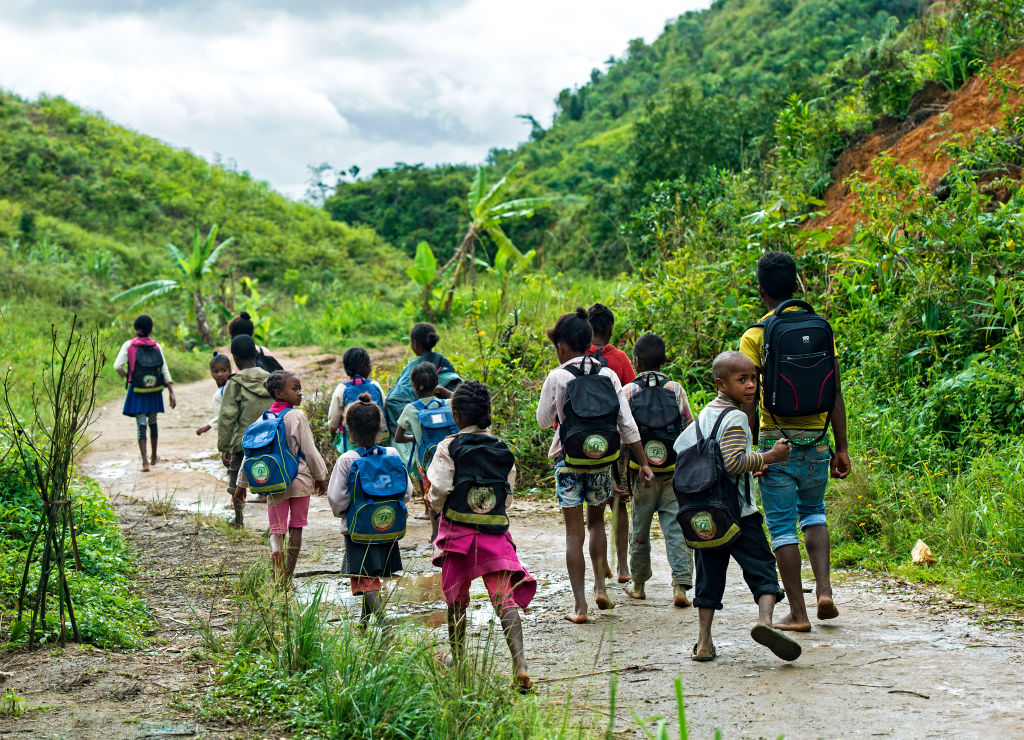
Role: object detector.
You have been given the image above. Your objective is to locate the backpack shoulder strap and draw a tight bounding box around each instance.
[563,362,583,378]
[709,406,738,441]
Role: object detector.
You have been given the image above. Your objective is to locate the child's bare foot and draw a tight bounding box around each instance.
[563,612,589,624]
[150,456,159,465]
[223,501,234,510]
[773,612,812,632]
[515,670,534,694]
[141,463,150,472]
[624,582,646,600]
[751,623,802,661]
[604,563,612,579]
[673,585,692,608]
[816,595,839,620]
[616,565,630,584]
[594,591,614,610]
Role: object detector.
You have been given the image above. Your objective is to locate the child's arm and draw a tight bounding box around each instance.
[234,467,249,502]
[326,454,355,518]
[217,381,239,460]
[674,383,695,428]
[295,411,328,495]
[394,404,416,444]
[720,425,789,475]
[535,372,558,429]
[829,360,851,479]
[327,384,345,433]
[114,341,130,378]
[425,438,455,513]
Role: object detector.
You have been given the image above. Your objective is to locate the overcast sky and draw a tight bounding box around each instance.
[0,1,709,199]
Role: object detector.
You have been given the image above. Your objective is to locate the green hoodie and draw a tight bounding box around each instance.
[218,367,272,454]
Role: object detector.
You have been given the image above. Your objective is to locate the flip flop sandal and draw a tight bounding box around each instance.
[751,624,802,661]
[691,643,716,662]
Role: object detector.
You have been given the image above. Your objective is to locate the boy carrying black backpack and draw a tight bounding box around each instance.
[739,251,851,633]
[622,334,695,608]
[673,351,797,662]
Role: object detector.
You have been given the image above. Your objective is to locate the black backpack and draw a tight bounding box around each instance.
[444,434,515,534]
[753,299,836,444]
[255,348,284,373]
[627,372,683,473]
[673,408,747,550]
[560,356,621,469]
[129,345,165,394]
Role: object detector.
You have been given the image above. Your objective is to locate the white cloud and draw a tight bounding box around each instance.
[0,1,710,198]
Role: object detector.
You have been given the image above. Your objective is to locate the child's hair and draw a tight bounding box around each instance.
[342,347,372,378]
[757,251,798,302]
[587,303,615,339]
[410,322,439,350]
[264,370,295,399]
[633,333,666,370]
[133,314,154,337]
[712,351,754,381]
[345,392,382,446]
[210,352,231,371]
[228,311,255,339]
[451,380,491,429]
[546,307,593,352]
[411,362,439,394]
[230,334,258,362]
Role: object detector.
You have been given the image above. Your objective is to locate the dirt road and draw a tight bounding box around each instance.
[4,347,1024,739]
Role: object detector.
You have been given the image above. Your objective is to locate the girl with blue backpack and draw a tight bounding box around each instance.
[327,393,413,625]
[427,381,536,693]
[327,347,388,452]
[234,371,327,584]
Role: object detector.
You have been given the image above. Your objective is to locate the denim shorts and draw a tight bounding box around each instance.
[756,441,831,549]
[554,463,612,509]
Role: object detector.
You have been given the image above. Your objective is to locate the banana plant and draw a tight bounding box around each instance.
[439,161,550,314]
[111,224,232,346]
[406,241,440,317]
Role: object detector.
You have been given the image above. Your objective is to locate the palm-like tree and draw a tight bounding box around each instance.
[439,162,549,313]
[111,225,233,345]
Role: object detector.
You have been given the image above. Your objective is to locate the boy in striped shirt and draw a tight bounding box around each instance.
[674,351,800,662]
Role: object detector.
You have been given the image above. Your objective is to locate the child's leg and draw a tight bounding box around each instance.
[691,549,728,659]
[228,452,244,526]
[654,477,693,606]
[484,572,530,690]
[447,582,470,660]
[352,578,384,623]
[613,494,630,582]
[586,501,612,609]
[148,413,159,464]
[625,475,656,599]
[560,505,588,623]
[804,524,838,619]
[267,500,289,582]
[135,414,149,471]
[282,497,311,581]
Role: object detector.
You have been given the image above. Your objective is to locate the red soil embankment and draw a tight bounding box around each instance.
[813,47,1024,241]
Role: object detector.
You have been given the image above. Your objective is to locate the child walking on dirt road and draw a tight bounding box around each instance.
[676,351,800,662]
[537,308,654,624]
[327,347,388,453]
[195,352,231,437]
[427,381,537,693]
[235,371,327,584]
[327,394,412,624]
[114,314,176,473]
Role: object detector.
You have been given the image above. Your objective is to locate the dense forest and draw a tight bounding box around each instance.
[326,0,920,269]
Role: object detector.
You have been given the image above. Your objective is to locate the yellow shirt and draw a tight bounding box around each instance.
[739,309,835,432]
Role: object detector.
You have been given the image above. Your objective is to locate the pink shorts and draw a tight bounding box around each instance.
[453,571,518,612]
[267,496,310,535]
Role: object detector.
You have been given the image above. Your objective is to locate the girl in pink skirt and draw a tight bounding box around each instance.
[426,380,536,693]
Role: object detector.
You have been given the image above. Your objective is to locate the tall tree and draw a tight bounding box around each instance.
[439,162,549,314]
[111,225,233,345]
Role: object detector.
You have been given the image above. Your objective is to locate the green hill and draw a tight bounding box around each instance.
[0,92,409,410]
[327,0,919,270]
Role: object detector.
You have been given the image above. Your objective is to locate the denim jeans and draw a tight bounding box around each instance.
[629,474,693,587]
[757,441,831,549]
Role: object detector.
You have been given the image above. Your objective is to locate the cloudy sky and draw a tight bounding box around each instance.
[0,1,709,198]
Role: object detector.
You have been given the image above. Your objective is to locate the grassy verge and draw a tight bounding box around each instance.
[194,562,591,739]
[0,440,154,648]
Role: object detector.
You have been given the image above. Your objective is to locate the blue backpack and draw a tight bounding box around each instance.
[241,409,304,496]
[348,447,408,543]
[338,376,388,451]
[413,399,459,471]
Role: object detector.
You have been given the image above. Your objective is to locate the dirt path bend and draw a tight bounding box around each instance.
[3,346,1024,739]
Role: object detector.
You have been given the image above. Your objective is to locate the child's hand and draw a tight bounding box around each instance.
[766,439,791,463]
[639,463,654,487]
[196,424,211,436]
[167,388,177,410]
[314,479,327,496]
[233,486,247,503]
[221,451,232,466]
[753,465,768,478]
[830,450,852,479]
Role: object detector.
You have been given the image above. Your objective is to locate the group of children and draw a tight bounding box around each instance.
[117,251,850,681]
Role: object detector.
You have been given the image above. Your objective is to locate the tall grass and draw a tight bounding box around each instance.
[198,561,588,739]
